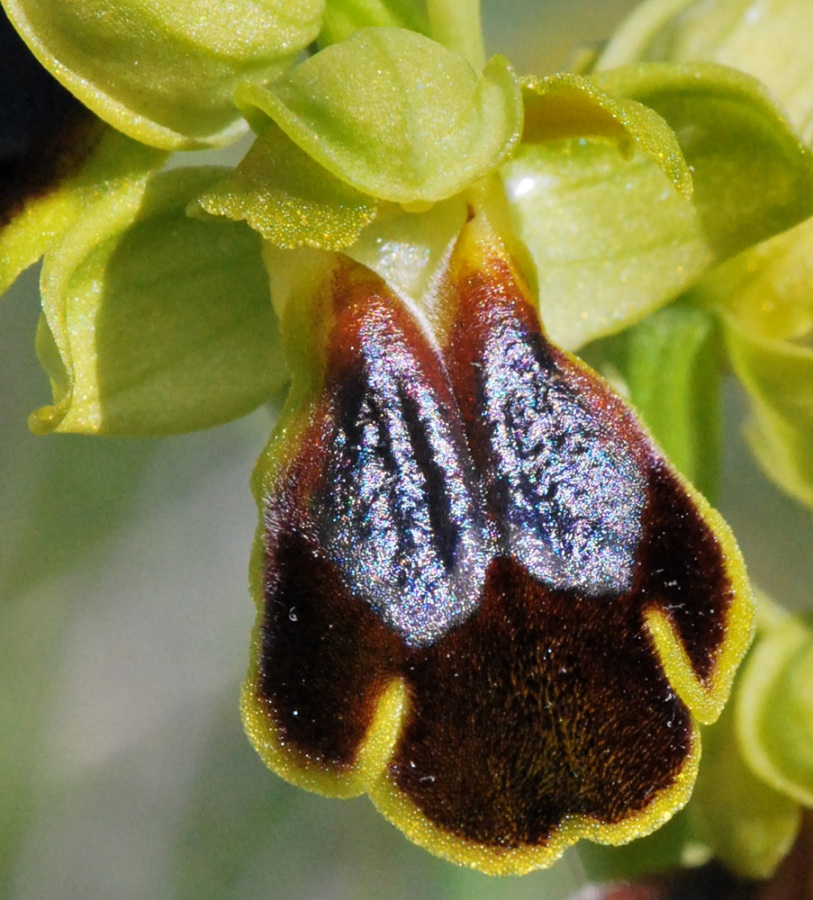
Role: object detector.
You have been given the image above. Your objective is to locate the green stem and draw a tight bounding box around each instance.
[425,0,486,69]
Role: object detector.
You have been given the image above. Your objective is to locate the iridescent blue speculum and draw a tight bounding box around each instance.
[243,209,753,874]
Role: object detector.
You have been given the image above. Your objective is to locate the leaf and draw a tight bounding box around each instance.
[1,0,324,148]
[236,28,523,204]
[30,167,286,436]
[599,0,813,146]
[194,123,378,250]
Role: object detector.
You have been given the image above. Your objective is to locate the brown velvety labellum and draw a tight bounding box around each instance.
[1,10,102,225]
[255,230,739,857]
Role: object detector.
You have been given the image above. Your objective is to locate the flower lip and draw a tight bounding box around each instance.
[245,212,753,872]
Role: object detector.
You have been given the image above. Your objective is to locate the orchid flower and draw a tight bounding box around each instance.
[2,0,812,888]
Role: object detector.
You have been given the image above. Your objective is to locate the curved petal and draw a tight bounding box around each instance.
[193,122,379,250]
[503,63,813,350]
[246,214,753,873]
[2,0,324,148]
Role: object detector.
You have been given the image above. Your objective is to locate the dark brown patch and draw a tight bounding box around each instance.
[637,461,730,683]
[1,10,103,226]
[258,528,404,769]
[392,556,692,846]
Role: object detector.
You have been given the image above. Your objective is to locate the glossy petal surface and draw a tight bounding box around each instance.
[245,213,753,873]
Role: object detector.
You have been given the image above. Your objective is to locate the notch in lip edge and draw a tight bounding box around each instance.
[367,723,701,876]
[242,633,411,802]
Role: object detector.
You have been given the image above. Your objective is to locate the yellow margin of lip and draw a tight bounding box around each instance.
[368,722,700,876]
[241,642,409,800]
[643,469,755,727]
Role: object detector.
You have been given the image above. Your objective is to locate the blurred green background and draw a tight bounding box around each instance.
[3,2,812,898]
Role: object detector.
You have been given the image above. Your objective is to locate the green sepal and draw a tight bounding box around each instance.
[319,0,428,46]
[30,167,286,436]
[597,299,723,500]
[520,72,692,197]
[599,0,813,145]
[593,63,813,258]
[193,123,379,250]
[504,62,813,350]
[698,218,813,510]
[1,125,167,296]
[236,28,523,204]
[737,615,813,808]
[2,0,325,149]
[502,136,705,351]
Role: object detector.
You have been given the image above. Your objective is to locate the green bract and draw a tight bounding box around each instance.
[600,300,722,500]
[236,28,522,205]
[503,63,813,349]
[599,0,813,144]
[31,167,285,436]
[1,0,324,149]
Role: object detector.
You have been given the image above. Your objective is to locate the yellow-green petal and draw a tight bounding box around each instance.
[593,63,813,258]
[193,124,378,251]
[236,28,523,204]
[30,167,285,436]
[722,313,813,511]
[502,137,707,350]
[2,0,324,149]
[520,72,692,197]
